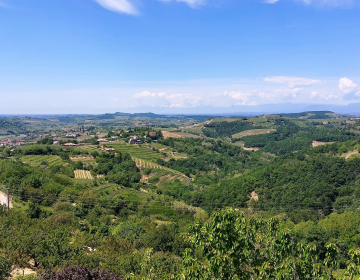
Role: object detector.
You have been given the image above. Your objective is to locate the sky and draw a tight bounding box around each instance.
[0,0,360,114]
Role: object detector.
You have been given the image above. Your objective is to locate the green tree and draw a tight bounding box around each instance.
[182,208,339,280]
[0,253,12,280]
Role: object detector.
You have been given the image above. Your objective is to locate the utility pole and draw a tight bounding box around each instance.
[5,187,10,211]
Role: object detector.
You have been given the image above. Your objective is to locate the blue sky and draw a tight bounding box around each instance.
[0,0,360,114]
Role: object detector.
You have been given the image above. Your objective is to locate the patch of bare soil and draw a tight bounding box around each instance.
[312,141,335,148]
[140,173,151,183]
[0,191,12,208]
[11,267,36,279]
[250,191,258,201]
[243,147,260,151]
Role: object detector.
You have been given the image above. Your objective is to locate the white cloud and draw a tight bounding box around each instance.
[264,0,280,3]
[94,0,138,15]
[133,91,202,107]
[264,76,321,88]
[339,77,358,94]
[223,91,258,105]
[158,0,206,8]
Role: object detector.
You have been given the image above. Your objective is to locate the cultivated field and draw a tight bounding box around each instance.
[133,157,192,184]
[78,145,99,151]
[106,143,163,160]
[132,157,164,169]
[162,131,182,139]
[21,155,64,167]
[74,170,93,180]
[70,156,95,162]
[232,128,276,138]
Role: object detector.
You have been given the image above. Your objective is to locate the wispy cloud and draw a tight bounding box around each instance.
[265,0,355,7]
[94,0,138,15]
[297,0,354,7]
[264,0,280,4]
[158,0,206,8]
[264,76,321,88]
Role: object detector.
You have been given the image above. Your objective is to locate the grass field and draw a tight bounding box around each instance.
[74,170,93,180]
[232,128,276,138]
[21,155,65,167]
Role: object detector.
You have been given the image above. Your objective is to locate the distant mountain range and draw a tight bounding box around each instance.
[1,103,360,117]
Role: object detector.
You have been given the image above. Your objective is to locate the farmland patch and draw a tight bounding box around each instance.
[74,170,93,180]
[232,128,276,138]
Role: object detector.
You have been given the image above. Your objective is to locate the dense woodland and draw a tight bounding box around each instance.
[1,112,360,279]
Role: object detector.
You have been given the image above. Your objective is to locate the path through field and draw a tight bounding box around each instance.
[345,150,360,159]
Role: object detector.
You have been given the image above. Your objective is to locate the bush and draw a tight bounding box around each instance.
[38,266,124,280]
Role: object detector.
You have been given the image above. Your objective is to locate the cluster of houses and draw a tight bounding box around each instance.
[0,139,25,147]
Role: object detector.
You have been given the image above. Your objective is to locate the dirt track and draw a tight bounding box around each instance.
[345,150,359,159]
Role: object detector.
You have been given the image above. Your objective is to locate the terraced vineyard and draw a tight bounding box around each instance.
[132,157,192,184]
[20,155,65,167]
[132,157,164,169]
[106,143,163,160]
[74,170,93,180]
[70,156,95,162]
[78,145,99,151]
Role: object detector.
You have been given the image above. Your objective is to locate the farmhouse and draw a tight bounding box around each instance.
[98,139,109,143]
[63,143,77,147]
[102,147,115,152]
[129,135,139,144]
[66,133,77,138]
[149,132,157,138]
